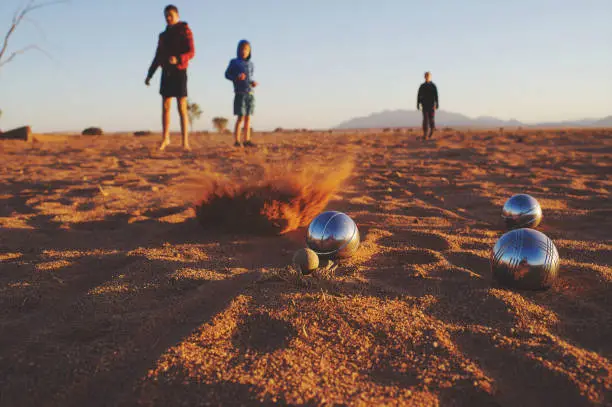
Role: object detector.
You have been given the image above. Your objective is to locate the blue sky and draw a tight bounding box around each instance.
[0,0,611,132]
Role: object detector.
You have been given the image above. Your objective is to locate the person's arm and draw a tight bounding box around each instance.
[146,35,162,82]
[249,62,257,86]
[434,84,439,109]
[417,84,423,110]
[177,25,195,68]
[225,60,237,81]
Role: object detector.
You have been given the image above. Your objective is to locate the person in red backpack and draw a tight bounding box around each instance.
[145,4,195,151]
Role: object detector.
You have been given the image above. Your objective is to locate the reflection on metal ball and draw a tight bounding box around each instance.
[490,228,560,290]
[306,211,360,259]
[502,194,542,230]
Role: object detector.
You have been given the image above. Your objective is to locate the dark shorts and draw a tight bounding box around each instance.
[234,93,255,116]
[422,109,435,131]
[160,68,188,98]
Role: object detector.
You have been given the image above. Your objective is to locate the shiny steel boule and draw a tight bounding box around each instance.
[306,211,360,259]
[502,194,542,230]
[490,228,560,290]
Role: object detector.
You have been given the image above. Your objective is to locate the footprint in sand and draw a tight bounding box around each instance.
[401,204,465,220]
[445,251,491,278]
[379,230,452,251]
[231,313,297,354]
[377,248,442,267]
[452,330,597,407]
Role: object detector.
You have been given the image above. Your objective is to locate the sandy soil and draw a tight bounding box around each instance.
[0,128,610,407]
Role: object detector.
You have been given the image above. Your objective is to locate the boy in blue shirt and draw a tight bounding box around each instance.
[225,39,258,147]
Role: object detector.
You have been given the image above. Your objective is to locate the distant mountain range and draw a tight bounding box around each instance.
[335,110,612,129]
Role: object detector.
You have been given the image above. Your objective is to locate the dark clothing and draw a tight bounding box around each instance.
[422,109,435,132]
[234,92,255,116]
[417,81,439,110]
[147,21,195,97]
[225,39,255,94]
[160,67,187,98]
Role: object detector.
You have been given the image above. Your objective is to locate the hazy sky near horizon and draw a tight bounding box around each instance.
[0,0,611,132]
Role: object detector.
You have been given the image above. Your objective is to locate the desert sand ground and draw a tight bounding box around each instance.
[0,128,611,407]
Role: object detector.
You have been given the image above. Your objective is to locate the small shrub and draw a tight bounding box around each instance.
[212,117,229,133]
[133,130,152,136]
[188,100,203,125]
[82,127,103,136]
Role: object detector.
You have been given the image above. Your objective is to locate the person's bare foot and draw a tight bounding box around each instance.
[159,138,170,151]
[182,144,192,151]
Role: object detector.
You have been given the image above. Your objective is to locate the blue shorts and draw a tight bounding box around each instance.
[234,93,255,117]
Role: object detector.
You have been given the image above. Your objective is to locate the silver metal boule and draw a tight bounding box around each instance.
[490,228,560,290]
[306,211,360,259]
[501,194,542,230]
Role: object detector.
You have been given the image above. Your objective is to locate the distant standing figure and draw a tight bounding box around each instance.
[225,39,258,147]
[145,4,195,151]
[417,72,439,140]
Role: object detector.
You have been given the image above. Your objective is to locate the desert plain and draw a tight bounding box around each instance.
[0,127,610,406]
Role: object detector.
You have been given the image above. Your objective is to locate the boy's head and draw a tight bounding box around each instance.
[164,5,179,26]
[424,71,432,82]
[237,40,251,60]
